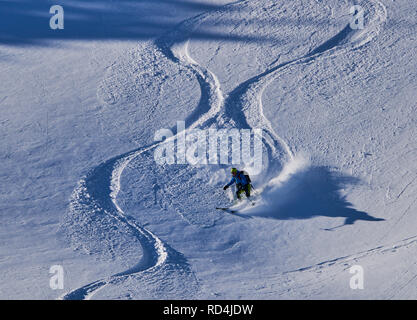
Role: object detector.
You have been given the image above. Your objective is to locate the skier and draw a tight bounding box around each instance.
[223,168,251,201]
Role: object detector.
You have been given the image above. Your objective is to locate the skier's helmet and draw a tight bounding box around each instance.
[231,168,238,175]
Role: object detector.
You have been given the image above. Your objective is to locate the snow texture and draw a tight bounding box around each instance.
[1,0,417,299]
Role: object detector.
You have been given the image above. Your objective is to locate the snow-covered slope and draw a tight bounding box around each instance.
[1,0,416,299]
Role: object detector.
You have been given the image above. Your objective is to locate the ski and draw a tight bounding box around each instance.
[216,207,253,219]
[216,207,237,213]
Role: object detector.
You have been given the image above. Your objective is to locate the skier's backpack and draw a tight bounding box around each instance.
[241,171,251,183]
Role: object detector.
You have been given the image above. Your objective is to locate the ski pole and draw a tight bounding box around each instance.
[250,184,259,196]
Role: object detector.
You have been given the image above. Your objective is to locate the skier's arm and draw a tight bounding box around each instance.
[223,178,235,190]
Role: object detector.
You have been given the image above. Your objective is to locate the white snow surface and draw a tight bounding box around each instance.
[1,0,417,299]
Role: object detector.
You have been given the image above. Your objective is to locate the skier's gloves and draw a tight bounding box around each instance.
[223,185,229,190]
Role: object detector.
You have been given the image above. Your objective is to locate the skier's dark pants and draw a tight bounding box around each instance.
[236,183,251,199]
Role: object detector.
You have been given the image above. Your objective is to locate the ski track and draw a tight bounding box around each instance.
[60,5,231,301]
[61,0,397,299]
[284,234,417,275]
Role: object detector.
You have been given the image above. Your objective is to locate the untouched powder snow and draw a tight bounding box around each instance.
[1,0,417,299]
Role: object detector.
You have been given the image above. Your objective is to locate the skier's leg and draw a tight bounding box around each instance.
[244,184,251,198]
[236,184,243,200]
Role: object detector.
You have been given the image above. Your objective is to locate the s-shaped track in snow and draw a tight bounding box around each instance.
[60,0,387,299]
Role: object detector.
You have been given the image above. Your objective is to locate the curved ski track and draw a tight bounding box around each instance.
[61,0,396,299]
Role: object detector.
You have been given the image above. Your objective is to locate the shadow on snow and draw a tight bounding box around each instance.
[250,166,385,230]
